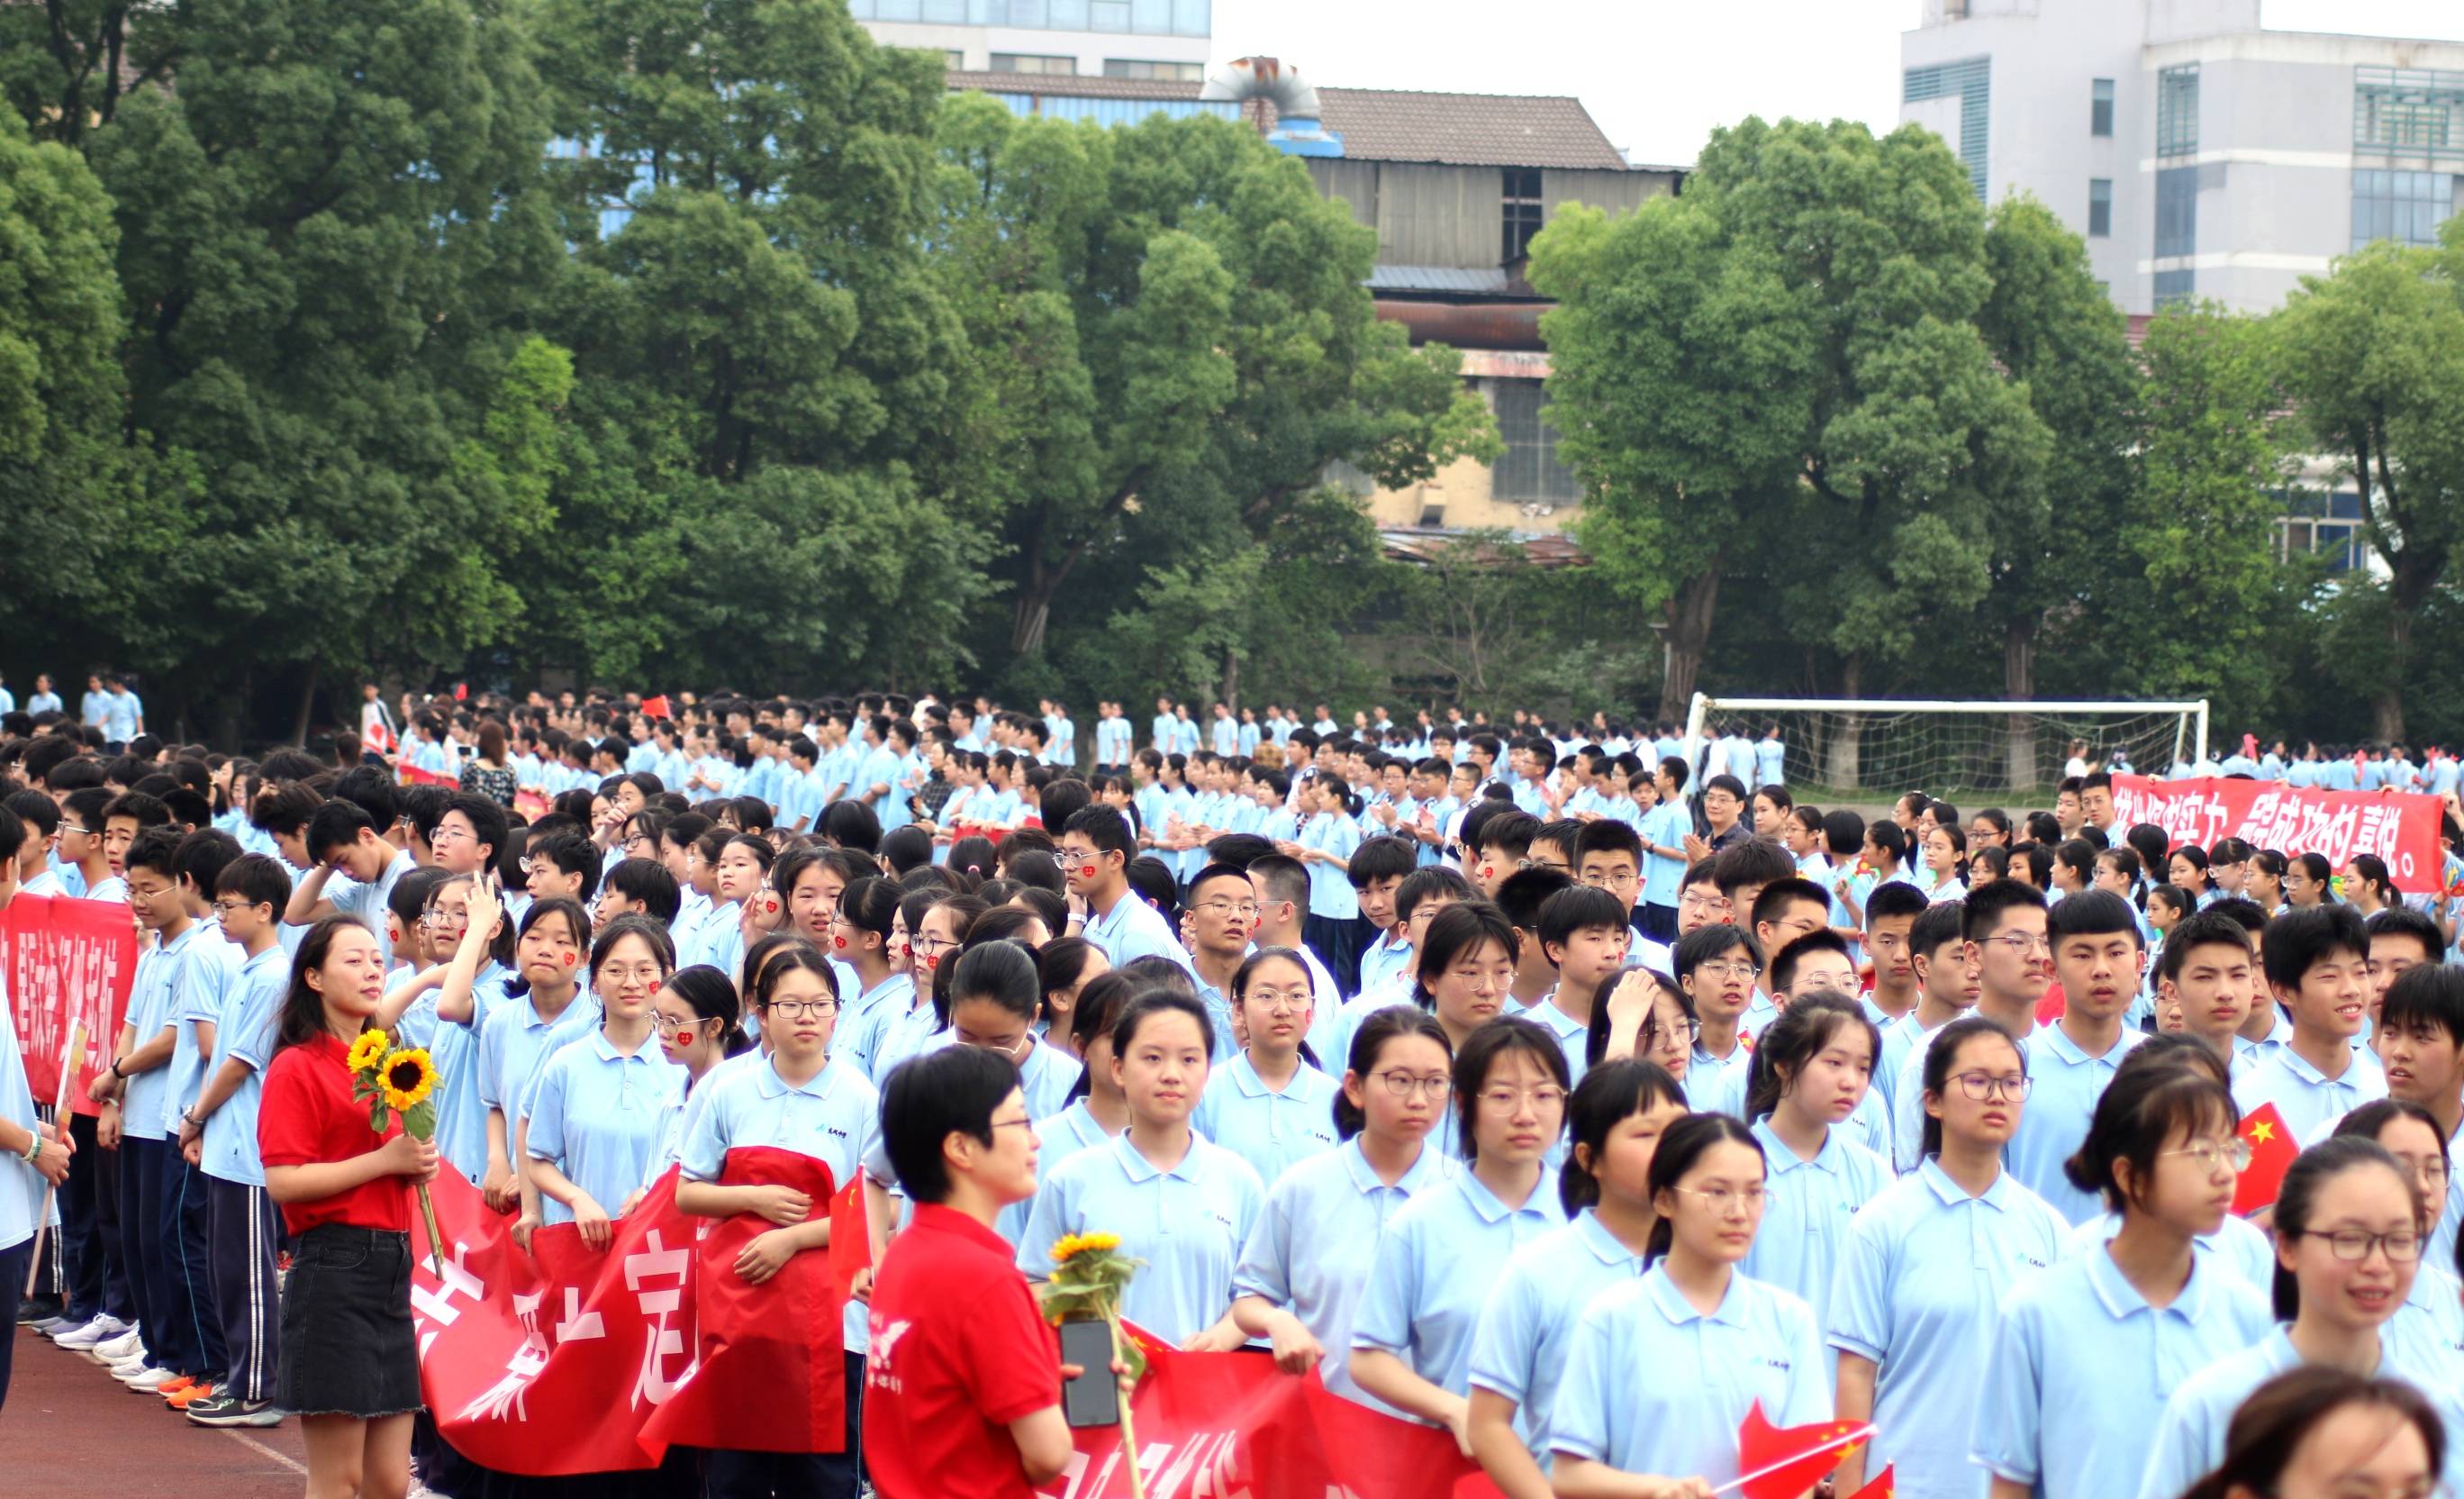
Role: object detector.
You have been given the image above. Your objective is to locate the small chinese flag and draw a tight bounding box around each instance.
[2034,980,2068,1028]
[1732,1401,1872,1499]
[2232,1101,2299,1216]
[827,1172,870,1298]
[1846,1466,1896,1499]
[641,694,673,721]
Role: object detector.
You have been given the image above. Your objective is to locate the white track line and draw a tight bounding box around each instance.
[220,1428,308,1476]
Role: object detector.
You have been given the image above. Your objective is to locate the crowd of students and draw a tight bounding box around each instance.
[5,684,2464,1499]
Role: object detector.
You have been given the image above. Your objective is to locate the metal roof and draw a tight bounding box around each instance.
[1364,265,1518,295]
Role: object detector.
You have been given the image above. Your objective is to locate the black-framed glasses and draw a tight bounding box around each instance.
[763,998,839,1019]
[1369,1070,1450,1099]
[1949,1072,2032,1101]
[2291,1227,2423,1263]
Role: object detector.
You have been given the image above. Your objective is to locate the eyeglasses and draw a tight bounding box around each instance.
[1673,1185,1768,1213]
[910,934,958,957]
[1982,932,2052,956]
[1242,987,1312,1013]
[1948,1072,2032,1101]
[1580,870,1638,889]
[1642,1016,1700,1049]
[57,824,92,839]
[1679,892,1732,914]
[2163,1137,2255,1176]
[1517,857,1570,873]
[1192,901,1261,919]
[1693,959,1762,981]
[763,998,839,1019]
[2298,1228,2423,1263]
[1479,1085,1567,1113]
[1055,849,1105,870]
[962,1031,1031,1058]
[210,898,263,916]
[1369,1071,1451,1099]
[600,963,665,986]
[651,1013,709,1034]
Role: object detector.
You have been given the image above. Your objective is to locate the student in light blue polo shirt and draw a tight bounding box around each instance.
[2135,1133,2464,1499]
[1350,1017,1569,1448]
[102,829,201,1390]
[1292,777,1365,995]
[1192,948,1340,1187]
[1059,807,1196,979]
[1465,1059,1684,1493]
[282,798,415,939]
[676,944,888,1499]
[527,918,687,1240]
[474,898,602,1229]
[2234,904,2387,1142]
[1548,1114,1830,1491]
[1972,1056,2271,1499]
[1734,994,1890,1371]
[1348,837,1420,1000]
[1019,991,1264,1349]
[2016,890,2152,1223]
[1231,1006,1457,1413]
[933,940,1080,1122]
[1829,1017,2073,1499]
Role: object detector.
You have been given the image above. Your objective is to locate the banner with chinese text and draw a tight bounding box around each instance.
[2111,775,2444,890]
[2,893,140,1115]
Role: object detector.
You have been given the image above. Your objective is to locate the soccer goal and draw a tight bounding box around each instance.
[1684,694,2210,803]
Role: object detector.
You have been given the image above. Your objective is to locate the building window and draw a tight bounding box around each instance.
[2088,177,2112,237]
[2155,165,2197,259]
[2153,268,2195,307]
[2157,64,2199,158]
[2276,490,2366,570]
[2352,168,2458,250]
[946,50,965,68]
[1502,168,1545,264]
[1102,59,1203,80]
[991,52,1076,74]
[1488,379,1581,505]
[1904,56,1990,198]
[2091,77,2114,137]
[2355,67,2464,158]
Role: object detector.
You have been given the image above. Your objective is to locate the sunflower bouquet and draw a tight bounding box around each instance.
[1039,1231,1148,1498]
[348,1028,444,1274]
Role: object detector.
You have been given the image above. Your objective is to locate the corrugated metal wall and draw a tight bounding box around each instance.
[1542,168,1670,220]
[1307,161,1676,268]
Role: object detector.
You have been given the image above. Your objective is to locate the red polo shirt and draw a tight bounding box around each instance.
[863,1204,1061,1499]
[258,1033,411,1236]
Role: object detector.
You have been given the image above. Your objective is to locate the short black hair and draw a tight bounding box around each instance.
[213,851,292,912]
[1538,885,1632,958]
[1865,880,1931,926]
[1495,868,1575,932]
[2380,964,2464,1049]
[2161,909,2254,983]
[2048,888,2142,947]
[1675,922,1761,983]
[603,857,682,925]
[1749,877,1829,933]
[1062,805,1135,863]
[440,791,508,863]
[1573,819,1642,866]
[2263,904,2369,995]
[1712,838,1795,899]
[879,1044,1020,1204]
[2367,905,2443,967]
[305,799,376,861]
[1346,835,1418,889]
[1771,929,1853,992]
[529,832,602,902]
[1908,900,1967,962]
[123,824,184,883]
[1393,866,1472,926]
[1962,878,2048,942]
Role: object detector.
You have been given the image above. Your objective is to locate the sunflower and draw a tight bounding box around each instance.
[1049,1231,1122,1266]
[379,1049,440,1112]
[346,1029,392,1074]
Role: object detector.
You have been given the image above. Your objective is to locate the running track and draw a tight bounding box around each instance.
[2,1327,305,1495]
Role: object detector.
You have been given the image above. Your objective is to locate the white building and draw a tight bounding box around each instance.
[1900,0,2464,314]
[845,0,1209,82]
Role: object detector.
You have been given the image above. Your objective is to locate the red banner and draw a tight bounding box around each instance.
[514,791,552,821]
[2,894,140,1117]
[2111,774,2446,890]
[400,764,453,788]
[411,1156,1502,1494]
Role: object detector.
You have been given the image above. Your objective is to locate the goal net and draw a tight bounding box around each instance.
[1685,695,2211,804]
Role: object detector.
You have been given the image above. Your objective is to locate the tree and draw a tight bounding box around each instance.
[2273,240,2464,741]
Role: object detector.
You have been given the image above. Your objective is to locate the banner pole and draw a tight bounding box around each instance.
[23,1020,85,1298]
[1706,1423,1874,1498]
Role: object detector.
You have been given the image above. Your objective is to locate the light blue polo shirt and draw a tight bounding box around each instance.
[1828,1160,2071,1499]
[996,1098,1117,1247]
[0,972,52,1254]
[919,1030,1079,1122]
[680,1051,880,1352]
[329,848,415,936]
[1521,993,1590,1088]
[2065,1210,2278,1294]
[200,943,289,1187]
[1300,815,1363,922]
[1972,1239,2271,1498]
[1467,1208,1653,1465]
[1192,1053,1341,1189]
[2012,1026,2147,1225]
[1739,1119,1890,1372]
[1685,1040,1751,1115]
[834,972,919,1083]
[1233,1137,1454,1414]
[162,923,244,1135]
[2231,1042,2387,1144]
[526,1031,684,1224]
[122,924,207,1143]
[1551,1267,1830,1482]
[1356,932,1416,999]
[1351,1167,1565,1406]
[1083,892,1196,978]
[1019,1130,1264,1346]
[476,986,601,1130]
[430,962,513,1183]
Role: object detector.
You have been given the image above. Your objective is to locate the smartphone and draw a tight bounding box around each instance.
[1057,1319,1121,1429]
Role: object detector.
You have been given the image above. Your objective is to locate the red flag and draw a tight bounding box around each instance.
[641,695,673,721]
[1733,1401,1871,1499]
[828,1173,869,1299]
[1,894,140,1116]
[1846,1467,1896,1499]
[454,681,469,702]
[2232,1101,2299,1215]
[2034,980,2068,1028]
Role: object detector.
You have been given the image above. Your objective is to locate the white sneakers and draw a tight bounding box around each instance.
[50,1313,131,1350]
[95,1325,148,1363]
[115,1362,177,1391]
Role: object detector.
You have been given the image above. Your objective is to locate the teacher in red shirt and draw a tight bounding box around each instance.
[865,1045,1089,1499]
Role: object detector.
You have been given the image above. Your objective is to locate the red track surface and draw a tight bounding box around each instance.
[2,1327,306,1496]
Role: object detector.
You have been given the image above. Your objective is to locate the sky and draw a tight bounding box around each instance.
[1208,0,2464,168]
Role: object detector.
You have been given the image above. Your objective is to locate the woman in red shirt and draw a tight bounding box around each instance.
[865,1045,1089,1499]
[258,916,440,1499]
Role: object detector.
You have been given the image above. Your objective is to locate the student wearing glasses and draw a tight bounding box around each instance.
[1193,948,1340,1188]
[1673,924,1762,1113]
[1057,807,1193,978]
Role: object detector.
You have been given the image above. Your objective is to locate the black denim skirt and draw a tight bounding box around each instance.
[278,1224,422,1418]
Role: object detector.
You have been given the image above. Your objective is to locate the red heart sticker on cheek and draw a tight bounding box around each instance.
[561,949,577,966]
[765,895,779,914]
[832,934,847,950]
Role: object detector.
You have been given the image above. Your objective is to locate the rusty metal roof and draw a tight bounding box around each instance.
[1379,528,1590,568]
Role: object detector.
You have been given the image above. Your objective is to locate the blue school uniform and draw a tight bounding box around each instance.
[680,1052,880,1352]
[430,963,513,1182]
[1082,891,1196,977]
[1300,815,1363,920]
[1233,1138,1455,1414]
[162,926,243,1135]
[993,1098,1116,1246]
[2011,1027,2147,1225]
[2066,1210,2278,1295]
[1684,1041,1752,1114]
[1466,1208,1653,1463]
[476,987,602,1140]
[1551,1267,1830,1482]
[122,925,205,1144]
[1972,1240,2271,1499]
[1521,994,1590,1086]
[1738,1120,1890,1373]
[1350,1168,1565,1408]
[200,944,288,1188]
[2136,1329,2464,1499]
[0,972,46,1260]
[1192,1055,1341,1188]
[2231,1043,2387,1144]
[525,1031,685,1224]
[1019,1131,1264,1345]
[835,972,919,1082]
[1828,1161,2072,1499]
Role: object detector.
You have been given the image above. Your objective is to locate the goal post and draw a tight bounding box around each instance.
[1684,694,2210,803]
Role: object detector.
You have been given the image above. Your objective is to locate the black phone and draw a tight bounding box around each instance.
[1057,1319,1120,1429]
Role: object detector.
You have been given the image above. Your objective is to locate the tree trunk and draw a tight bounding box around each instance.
[1828,655,1864,791]
[1653,559,1724,723]
[290,660,321,748]
[2378,562,2427,744]
[2004,615,2040,794]
[1220,646,1240,717]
